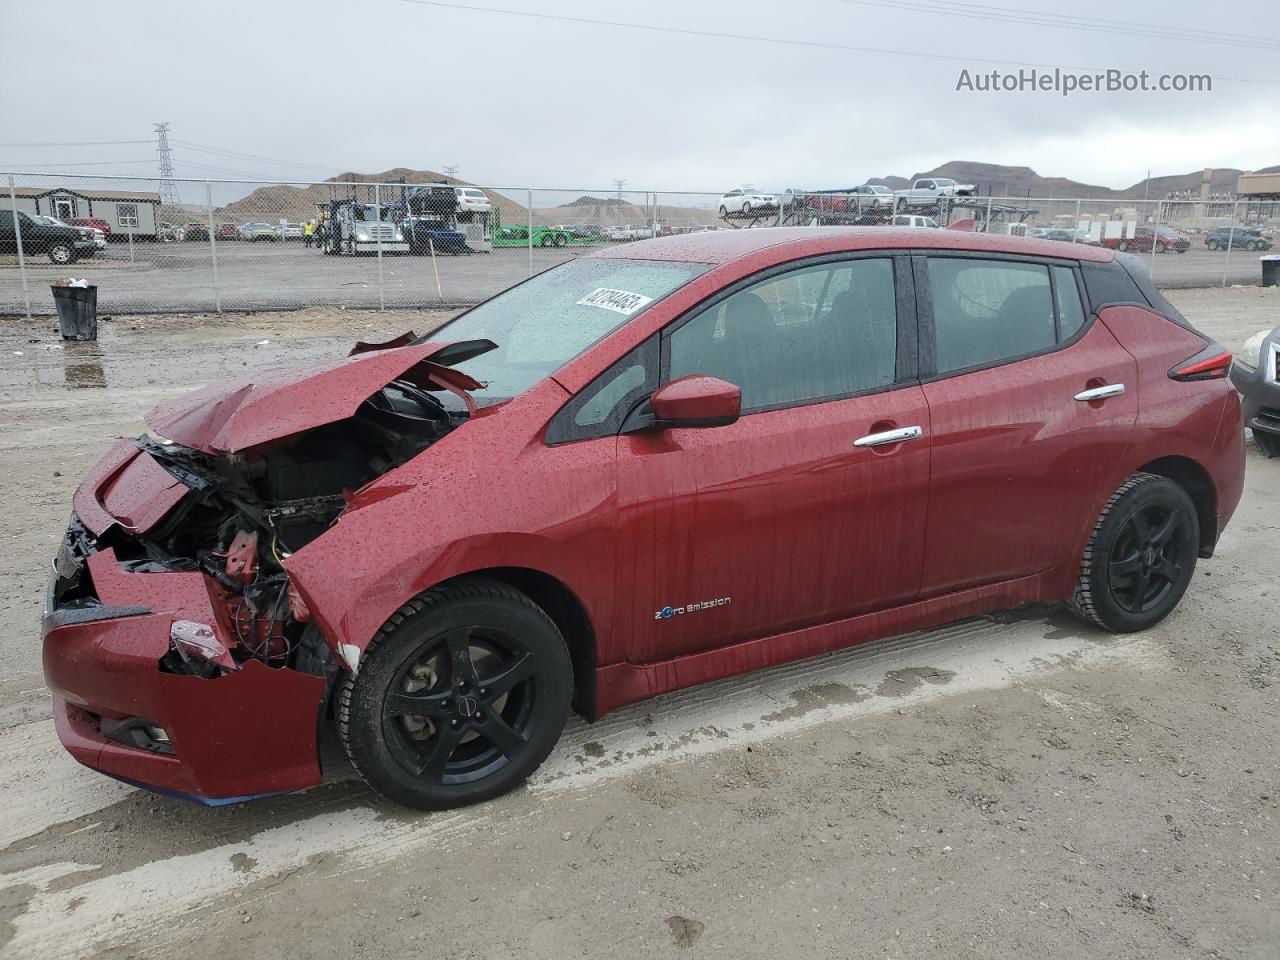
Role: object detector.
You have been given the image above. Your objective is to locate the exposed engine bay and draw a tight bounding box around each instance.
[67,376,466,679]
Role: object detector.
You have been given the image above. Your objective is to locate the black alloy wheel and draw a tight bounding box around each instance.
[339,579,572,809]
[1106,502,1187,615]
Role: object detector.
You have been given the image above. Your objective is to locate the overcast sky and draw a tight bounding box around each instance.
[2,0,1277,195]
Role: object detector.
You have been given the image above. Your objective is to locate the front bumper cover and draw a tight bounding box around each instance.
[42,530,327,804]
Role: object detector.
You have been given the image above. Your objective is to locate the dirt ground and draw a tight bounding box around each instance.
[0,290,1277,959]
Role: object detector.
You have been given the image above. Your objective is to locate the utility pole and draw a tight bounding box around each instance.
[443,165,459,178]
[154,122,180,206]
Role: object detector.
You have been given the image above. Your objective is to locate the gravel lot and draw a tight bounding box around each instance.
[0,236,1268,317]
[0,288,1277,959]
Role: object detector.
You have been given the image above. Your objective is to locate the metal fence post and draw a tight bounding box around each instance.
[1073,199,1082,244]
[1148,201,1158,279]
[374,182,385,311]
[7,176,32,319]
[1223,200,1237,287]
[204,181,221,313]
[527,189,534,276]
[985,197,993,233]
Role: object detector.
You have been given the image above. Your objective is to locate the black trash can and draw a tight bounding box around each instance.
[51,284,98,340]
[1262,255,1280,288]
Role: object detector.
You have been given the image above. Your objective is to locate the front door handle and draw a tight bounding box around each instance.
[853,425,924,447]
[1074,383,1125,402]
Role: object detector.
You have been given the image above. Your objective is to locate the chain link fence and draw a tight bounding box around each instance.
[3,172,1277,316]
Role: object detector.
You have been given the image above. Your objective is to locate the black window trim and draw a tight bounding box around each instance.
[545,336,660,445]
[914,249,1095,383]
[656,250,919,419]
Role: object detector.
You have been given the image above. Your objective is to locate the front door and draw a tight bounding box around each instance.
[617,255,932,663]
[917,255,1138,596]
[52,198,75,219]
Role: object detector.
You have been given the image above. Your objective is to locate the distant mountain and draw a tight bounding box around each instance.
[865,161,1274,200]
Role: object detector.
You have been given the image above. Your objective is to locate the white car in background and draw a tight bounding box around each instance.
[35,215,107,250]
[455,187,492,217]
[891,214,939,228]
[718,188,778,219]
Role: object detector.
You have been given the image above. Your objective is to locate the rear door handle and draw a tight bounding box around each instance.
[1074,383,1125,401]
[853,425,924,447]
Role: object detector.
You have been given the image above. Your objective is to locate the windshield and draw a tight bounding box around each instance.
[428,257,711,402]
[353,205,392,222]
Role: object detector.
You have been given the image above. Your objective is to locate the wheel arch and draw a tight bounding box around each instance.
[437,566,599,719]
[1136,455,1217,556]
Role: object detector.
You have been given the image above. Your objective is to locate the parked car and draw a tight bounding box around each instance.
[602,224,655,242]
[42,230,1244,810]
[718,188,778,218]
[894,177,977,206]
[0,210,98,263]
[401,217,469,255]
[1205,226,1272,252]
[184,222,209,242]
[891,214,939,228]
[33,214,106,250]
[157,222,184,243]
[1103,226,1190,254]
[65,216,112,240]
[454,187,492,218]
[216,222,239,241]
[1040,228,1096,244]
[1229,324,1280,457]
[239,221,278,241]
[793,184,896,215]
[275,222,305,240]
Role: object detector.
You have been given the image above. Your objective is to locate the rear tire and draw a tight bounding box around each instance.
[1069,473,1199,633]
[337,578,572,810]
[1118,240,1130,252]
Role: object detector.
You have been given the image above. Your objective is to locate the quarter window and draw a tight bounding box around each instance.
[1053,266,1086,340]
[668,259,897,412]
[928,258,1055,373]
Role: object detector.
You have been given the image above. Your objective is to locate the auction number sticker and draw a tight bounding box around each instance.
[577,288,654,316]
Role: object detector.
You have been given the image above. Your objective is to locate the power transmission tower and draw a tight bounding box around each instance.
[443,165,459,178]
[613,179,627,201]
[154,122,181,206]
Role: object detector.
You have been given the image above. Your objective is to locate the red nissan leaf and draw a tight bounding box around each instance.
[43,229,1244,809]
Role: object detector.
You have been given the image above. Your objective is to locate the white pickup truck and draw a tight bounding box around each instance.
[894,177,977,206]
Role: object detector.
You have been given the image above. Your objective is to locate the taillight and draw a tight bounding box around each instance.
[1169,343,1232,381]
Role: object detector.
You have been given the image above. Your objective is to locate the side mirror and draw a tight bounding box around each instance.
[649,375,741,429]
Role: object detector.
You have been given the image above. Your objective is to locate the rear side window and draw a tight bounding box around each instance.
[928,259,1055,374]
[1053,266,1087,340]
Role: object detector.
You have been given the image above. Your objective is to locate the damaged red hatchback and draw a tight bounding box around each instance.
[44,229,1245,809]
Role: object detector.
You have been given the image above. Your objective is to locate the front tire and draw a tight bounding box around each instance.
[1069,473,1199,633]
[1155,241,1167,253]
[338,579,572,810]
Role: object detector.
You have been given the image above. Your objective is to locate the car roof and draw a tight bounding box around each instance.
[587,226,1115,265]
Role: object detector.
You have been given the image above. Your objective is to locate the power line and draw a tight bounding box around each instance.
[172,139,341,174]
[0,139,153,147]
[0,159,156,168]
[398,0,1280,84]
[837,0,1280,52]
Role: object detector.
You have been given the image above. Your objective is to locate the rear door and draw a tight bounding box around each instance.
[614,254,931,663]
[917,254,1137,597]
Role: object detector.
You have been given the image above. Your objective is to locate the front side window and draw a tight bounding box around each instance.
[667,258,897,412]
[429,257,711,403]
[929,258,1055,373]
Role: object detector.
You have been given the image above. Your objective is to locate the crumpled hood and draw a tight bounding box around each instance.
[146,337,494,454]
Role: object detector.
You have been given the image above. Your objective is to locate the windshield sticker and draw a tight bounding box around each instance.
[577,288,655,316]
